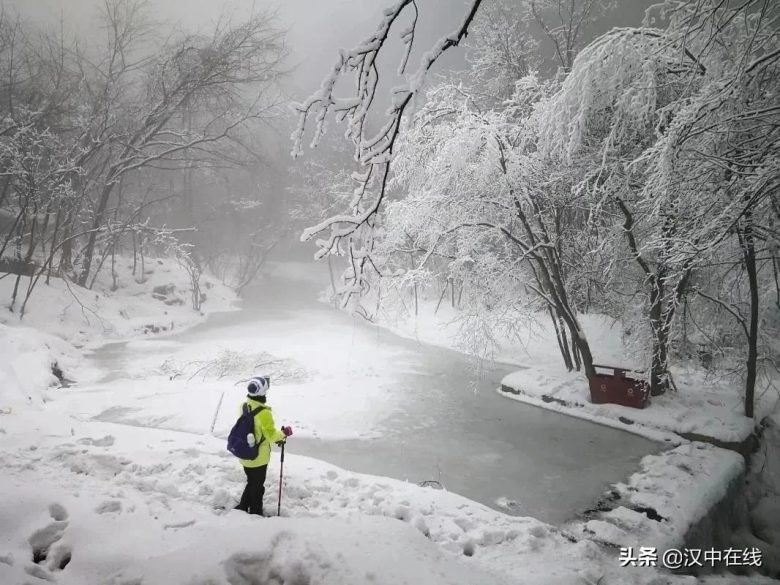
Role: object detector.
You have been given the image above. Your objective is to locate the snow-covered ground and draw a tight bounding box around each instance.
[1,259,776,584]
[0,255,236,349]
[0,322,80,410]
[375,293,777,445]
[372,281,780,581]
[0,255,235,411]
[739,410,780,575]
[571,442,744,550]
[0,411,599,585]
[2,392,774,585]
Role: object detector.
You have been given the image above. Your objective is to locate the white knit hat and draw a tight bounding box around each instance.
[247,376,270,397]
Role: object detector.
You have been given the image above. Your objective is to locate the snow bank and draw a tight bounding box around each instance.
[0,322,80,410]
[0,480,508,585]
[0,254,236,420]
[738,412,780,575]
[377,299,629,370]
[0,255,236,348]
[499,369,755,444]
[0,414,600,585]
[374,295,766,444]
[570,442,744,551]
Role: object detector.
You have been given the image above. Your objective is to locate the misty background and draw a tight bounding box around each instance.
[6,0,654,268]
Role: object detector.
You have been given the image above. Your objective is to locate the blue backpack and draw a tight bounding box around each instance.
[227,404,265,459]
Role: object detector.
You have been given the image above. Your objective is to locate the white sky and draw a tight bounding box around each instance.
[10,0,653,97]
[8,0,651,167]
[8,0,471,96]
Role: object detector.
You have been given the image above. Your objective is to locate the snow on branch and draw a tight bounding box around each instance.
[290,0,485,309]
[538,27,676,164]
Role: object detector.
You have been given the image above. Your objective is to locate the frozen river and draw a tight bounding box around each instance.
[82,268,661,525]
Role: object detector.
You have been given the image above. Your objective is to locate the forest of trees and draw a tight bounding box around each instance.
[2,0,777,418]
[0,0,295,314]
[293,0,779,417]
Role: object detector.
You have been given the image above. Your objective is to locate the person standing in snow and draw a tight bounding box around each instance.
[234,376,292,516]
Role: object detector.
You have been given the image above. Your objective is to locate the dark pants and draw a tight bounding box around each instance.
[236,465,267,515]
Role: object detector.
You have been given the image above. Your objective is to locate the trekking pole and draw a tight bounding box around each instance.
[277,441,285,516]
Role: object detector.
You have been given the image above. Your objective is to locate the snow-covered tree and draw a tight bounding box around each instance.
[0,0,288,308]
[293,0,778,413]
[537,0,779,406]
[382,76,607,372]
[529,0,614,73]
[464,0,540,106]
[291,0,485,310]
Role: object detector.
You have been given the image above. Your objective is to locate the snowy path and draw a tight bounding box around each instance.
[0,415,606,585]
[64,270,662,525]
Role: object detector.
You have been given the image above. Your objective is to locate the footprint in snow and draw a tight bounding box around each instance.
[77,435,115,447]
[49,503,68,522]
[95,500,122,514]
[28,503,72,575]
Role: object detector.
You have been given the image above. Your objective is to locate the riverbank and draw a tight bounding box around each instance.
[365,272,780,580]
[0,255,237,349]
[0,410,601,585]
[1,390,775,585]
[68,269,661,525]
[370,284,775,446]
[0,264,623,584]
[0,255,237,411]
[1,260,775,584]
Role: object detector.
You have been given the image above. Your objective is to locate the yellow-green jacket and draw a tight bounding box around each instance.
[239,398,286,468]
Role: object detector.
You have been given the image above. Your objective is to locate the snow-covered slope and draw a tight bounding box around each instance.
[0,411,598,585]
[0,255,236,348]
[0,322,80,409]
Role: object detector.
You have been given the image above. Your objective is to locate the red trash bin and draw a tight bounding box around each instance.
[588,364,650,409]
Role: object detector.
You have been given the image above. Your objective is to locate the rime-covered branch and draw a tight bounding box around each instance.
[291,0,485,307]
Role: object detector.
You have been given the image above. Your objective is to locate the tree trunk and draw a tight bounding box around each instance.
[550,308,574,370]
[570,333,582,371]
[132,231,138,276]
[138,233,146,282]
[0,175,11,210]
[59,232,74,274]
[10,217,25,310]
[111,243,118,291]
[78,182,115,286]
[648,283,669,396]
[89,238,113,290]
[434,279,449,314]
[570,324,596,379]
[536,256,595,378]
[327,254,337,307]
[450,278,455,308]
[740,216,759,418]
[46,203,64,285]
[0,205,27,260]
